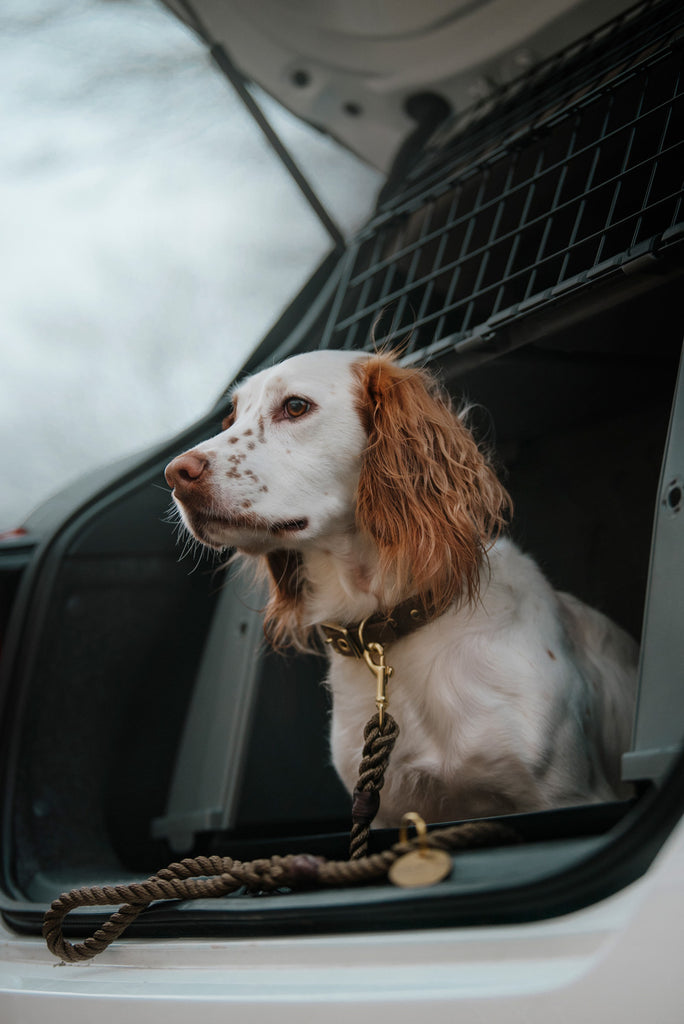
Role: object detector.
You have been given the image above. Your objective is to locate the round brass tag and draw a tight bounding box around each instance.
[388,848,452,888]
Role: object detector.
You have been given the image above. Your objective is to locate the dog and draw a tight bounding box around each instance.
[165,349,638,826]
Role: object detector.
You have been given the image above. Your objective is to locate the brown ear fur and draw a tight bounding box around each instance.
[261,549,309,651]
[354,354,511,614]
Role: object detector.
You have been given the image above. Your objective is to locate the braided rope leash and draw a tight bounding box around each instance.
[42,705,401,963]
[42,624,518,963]
[349,711,400,859]
[43,819,517,963]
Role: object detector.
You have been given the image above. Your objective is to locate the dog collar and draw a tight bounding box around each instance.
[320,598,433,658]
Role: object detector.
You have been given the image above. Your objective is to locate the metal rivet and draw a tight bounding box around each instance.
[664,479,682,515]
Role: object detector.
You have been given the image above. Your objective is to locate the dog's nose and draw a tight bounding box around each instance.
[165,452,208,494]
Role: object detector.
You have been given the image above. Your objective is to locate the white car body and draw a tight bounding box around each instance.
[2,816,684,1022]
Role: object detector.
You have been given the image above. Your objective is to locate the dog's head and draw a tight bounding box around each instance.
[165,349,368,553]
[166,350,511,645]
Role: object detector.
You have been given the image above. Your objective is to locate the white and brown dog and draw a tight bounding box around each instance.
[165,349,638,825]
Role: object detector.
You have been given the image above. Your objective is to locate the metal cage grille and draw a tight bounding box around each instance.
[320,0,684,359]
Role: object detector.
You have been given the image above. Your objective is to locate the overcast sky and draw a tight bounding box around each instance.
[0,0,380,526]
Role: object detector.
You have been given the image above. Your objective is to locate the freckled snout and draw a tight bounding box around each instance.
[165,451,209,499]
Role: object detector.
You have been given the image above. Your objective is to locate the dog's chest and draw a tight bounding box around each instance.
[325,627,520,786]
[321,601,582,827]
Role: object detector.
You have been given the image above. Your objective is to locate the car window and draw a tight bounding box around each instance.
[0,0,380,529]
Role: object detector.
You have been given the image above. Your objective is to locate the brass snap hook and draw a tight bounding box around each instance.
[358,620,393,726]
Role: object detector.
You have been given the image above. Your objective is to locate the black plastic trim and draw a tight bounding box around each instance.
[2,759,682,940]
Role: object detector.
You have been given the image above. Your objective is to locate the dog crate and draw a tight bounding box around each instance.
[1,0,683,941]
[315,0,683,362]
[151,0,684,857]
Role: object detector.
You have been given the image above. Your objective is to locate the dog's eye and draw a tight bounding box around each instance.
[283,397,311,419]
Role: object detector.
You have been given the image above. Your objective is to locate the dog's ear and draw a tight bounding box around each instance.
[261,550,310,651]
[354,354,511,612]
[221,396,237,431]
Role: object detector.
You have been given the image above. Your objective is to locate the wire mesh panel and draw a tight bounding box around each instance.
[321,0,684,358]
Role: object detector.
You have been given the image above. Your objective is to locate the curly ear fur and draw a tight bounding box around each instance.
[354,354,512,615]
[261,549,309,651]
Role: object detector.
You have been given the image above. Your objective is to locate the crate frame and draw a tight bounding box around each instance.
[318,0,684,362]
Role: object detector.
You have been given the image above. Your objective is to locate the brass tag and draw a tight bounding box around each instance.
[388,848,452,888]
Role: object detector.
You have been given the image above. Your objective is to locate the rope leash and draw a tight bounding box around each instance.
[43,819,517,963]
[350,711,400,859]
[42,621,518,962]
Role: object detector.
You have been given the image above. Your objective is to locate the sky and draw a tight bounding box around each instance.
[0,0,381,526]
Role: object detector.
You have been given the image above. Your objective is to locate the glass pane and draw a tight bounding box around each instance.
[0,0,380,527]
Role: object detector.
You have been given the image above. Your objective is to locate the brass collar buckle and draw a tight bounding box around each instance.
[319,622,364,659]
[320,598,435,724]
[322,615,394,726]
